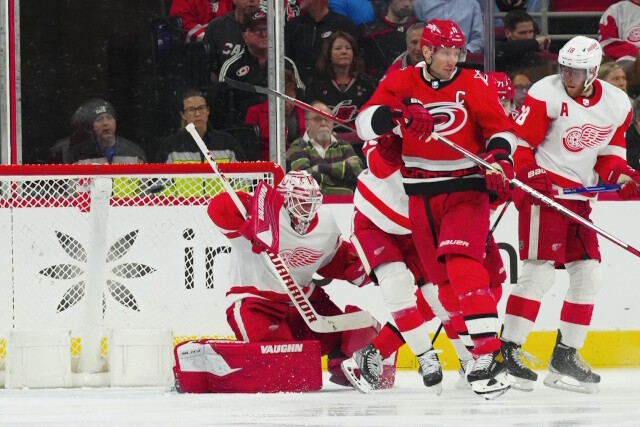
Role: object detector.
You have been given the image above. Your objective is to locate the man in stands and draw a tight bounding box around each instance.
[67,98,147,164]
[355,19,516,399]
[204,0,260,81]
[207,170,382,388]
[500,36,640,394]
[385,22,425,74]
[359,0,416,80]
[285,0,358,82]
[170,0,233,43]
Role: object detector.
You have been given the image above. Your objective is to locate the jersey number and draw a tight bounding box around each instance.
[515,106,530,126]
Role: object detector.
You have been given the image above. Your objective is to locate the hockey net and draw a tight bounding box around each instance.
[0,162,283,371]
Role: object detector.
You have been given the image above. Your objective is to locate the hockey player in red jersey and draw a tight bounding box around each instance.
[207,170,384,389]
[355,19,516,399]
[500,36,640,394]
[488,71,516,117]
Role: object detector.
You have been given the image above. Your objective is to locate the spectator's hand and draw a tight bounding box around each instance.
[536,36,551,53]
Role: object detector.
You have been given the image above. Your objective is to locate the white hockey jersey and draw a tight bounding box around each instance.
[599,0,640,61]
[513,76,631,199]
[353,140,411,235]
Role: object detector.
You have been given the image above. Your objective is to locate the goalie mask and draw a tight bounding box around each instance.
[557,36,602,93]
[276,171,323,234]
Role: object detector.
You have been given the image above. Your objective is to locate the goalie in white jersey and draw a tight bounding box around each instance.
[208,170,382,389]
[500,36,640,394]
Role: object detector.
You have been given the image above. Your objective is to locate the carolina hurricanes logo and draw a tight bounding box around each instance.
[561,124,614,153]
[279,248,324,268]
[628,26,640,43]
[236,66,249,77]
[332,100,358,122]
[424,102,468,136]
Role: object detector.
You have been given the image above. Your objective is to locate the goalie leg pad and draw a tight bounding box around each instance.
[173,339,322,393]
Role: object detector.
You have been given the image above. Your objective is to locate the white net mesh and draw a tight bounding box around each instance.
[0,162,282,369]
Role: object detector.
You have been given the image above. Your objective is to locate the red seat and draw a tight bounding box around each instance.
[549,0,617,12]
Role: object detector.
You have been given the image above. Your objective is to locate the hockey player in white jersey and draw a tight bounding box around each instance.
[207,170,381,389]
[500,36,640,394]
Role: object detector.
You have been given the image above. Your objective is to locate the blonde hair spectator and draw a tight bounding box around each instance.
[598,62,628,94]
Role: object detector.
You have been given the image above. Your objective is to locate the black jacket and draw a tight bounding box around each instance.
[155,127,246,163]
[626,122,640,172]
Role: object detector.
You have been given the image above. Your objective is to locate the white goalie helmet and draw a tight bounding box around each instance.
[557,36,603,91]
[276,170,323,234]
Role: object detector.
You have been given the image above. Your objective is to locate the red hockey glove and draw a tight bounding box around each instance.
[238,218,267,254]
[608,165,640,200]
[376,133,403,166]
[512,163,553,209]
[619,181,640,200]
[237,182,284,254]
[392,102,434,141]
[482,149,514,204]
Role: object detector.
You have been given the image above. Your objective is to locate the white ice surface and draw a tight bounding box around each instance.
[1,369,639,426]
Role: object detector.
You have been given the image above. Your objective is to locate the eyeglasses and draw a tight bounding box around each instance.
[183,105,208,116]
[248,27,268,36]
[514,84,531,92]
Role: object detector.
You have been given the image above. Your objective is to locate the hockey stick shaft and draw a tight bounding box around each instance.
[559,184,620,195]
[429,132,640,258]
[224,78,356,132]
[486,199,511,245]
[431,322,443,345]
[186,124,377,332]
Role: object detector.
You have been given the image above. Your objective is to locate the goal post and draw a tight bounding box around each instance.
[0,162,283,383]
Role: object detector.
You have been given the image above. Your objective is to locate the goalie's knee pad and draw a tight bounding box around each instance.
[445,254,490,295]
[512,260,555,301]
[375,262,416,312]
[565,260,602,304]
[173,339,322,393]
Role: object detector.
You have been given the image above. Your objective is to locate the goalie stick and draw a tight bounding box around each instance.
[186,124,378,333]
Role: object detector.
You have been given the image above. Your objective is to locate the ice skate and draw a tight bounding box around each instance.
[454,359,471,390]
[543,331,600,394]
[416,349,443,395]
[341,344,383,394]
[466,350,510,400]
[501,340,540,392]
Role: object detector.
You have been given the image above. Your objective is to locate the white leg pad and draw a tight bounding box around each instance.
[375,262,416,312]
[565,260,602,304]
[511,260,556,301]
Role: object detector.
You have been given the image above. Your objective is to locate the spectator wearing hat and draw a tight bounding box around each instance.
[156,89,246,163]
[66,98,147,164]
[218,11,304,127]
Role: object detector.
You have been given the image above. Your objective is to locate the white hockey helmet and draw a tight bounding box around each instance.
[557,36,602,91]
[276,170,323,234]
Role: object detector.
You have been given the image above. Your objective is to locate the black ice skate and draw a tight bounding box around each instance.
[543,330,600,394]
[341,343,383,394]
[501,339,539,392]
[416,349,443,395]
[466,350,511,400]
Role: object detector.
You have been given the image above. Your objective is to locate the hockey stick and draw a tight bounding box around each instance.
[486,199,511,245]
[431,322,443,345]
[428,132,640,258]
[224,78,357,132]
[186,124,377,332]
[558,184,620,196]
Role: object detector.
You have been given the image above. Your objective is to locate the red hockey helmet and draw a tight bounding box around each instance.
[488,72,515,101]
[421,20,467,62]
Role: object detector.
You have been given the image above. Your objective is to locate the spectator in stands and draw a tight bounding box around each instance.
[329,0,374,25]
[245,70,306,160]
[170,0,234,43]
[305,31,375,127]
[511,71,532,109]
[204,0,260,81]
[67,98,146,164]
[285,0,358,83]
[385,21,425,74]
[359,0,416,80]
[599,61,631,97]
[219,11,304,127]
[495,10,551,76]
[287,101,364,195]
[627,96,640,172]
[412,0,484,53]
[156,89,246,163]
[599,0,640,66]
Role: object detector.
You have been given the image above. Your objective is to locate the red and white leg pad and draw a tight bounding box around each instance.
[173,339,322,393]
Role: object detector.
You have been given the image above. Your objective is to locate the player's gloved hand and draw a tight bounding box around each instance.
[392,101,434,141]
[238,217,267,254]
[512,163,554,209]
[608,165,640,200]
[376,133,403,166]
[482,149,514,204]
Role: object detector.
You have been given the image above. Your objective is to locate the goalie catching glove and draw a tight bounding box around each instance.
[238,181,284,254]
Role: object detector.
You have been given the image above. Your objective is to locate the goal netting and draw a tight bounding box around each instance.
[0,162,283,372]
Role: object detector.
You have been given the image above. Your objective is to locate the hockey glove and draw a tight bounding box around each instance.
[376,133,403,166]
[512,163,554,209]
[482,149,514,204]
[392,102,434,141]
[238,218,267,254]
[607,164,640,200]
[237,181,284,254]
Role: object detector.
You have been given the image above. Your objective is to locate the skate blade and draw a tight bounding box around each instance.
[470,373,511,400]
[543,372,599,394]
[454,375,471,390]
[428,382,443,396]
[505,373,535,392]
[340,358,375,394]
